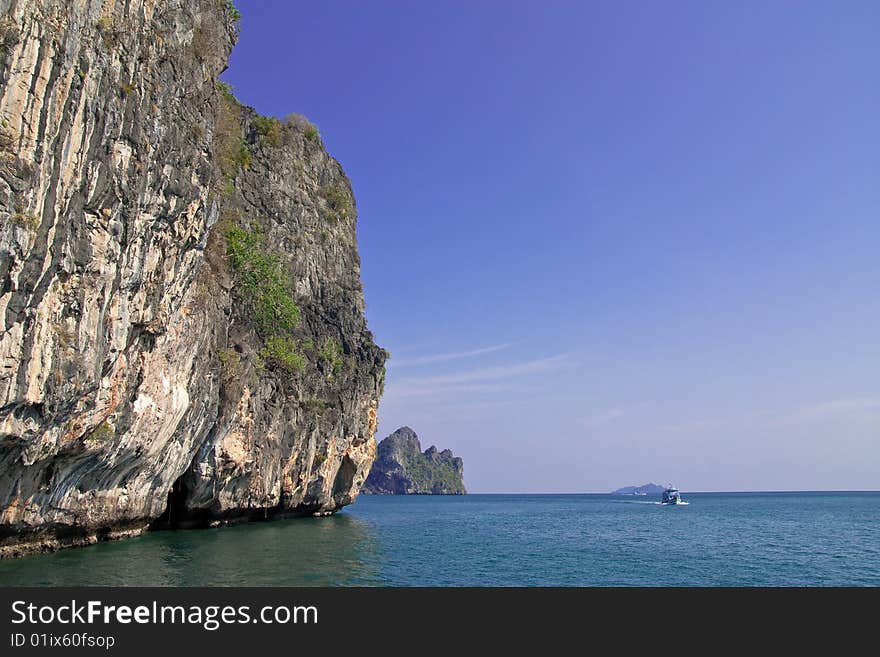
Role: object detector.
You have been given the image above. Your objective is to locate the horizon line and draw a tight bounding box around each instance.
[434,489,880,495]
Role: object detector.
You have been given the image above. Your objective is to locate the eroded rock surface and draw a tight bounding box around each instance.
[0,0,385,557]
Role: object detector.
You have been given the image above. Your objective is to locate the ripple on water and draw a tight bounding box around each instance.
[0,492,878,586]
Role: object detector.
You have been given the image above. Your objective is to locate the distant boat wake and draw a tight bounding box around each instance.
[620,500,691,505]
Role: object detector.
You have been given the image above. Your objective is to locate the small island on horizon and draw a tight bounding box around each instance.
[612,483,666,496]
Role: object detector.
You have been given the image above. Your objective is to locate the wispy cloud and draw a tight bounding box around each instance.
[390,343,513,367]
[382,354,575,406]
[384,382,527,400]
[394,353,574,388]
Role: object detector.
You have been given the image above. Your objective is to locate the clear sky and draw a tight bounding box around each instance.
[224,1,879,492]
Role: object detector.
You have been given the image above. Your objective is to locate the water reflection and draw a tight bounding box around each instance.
[0,513,382,586]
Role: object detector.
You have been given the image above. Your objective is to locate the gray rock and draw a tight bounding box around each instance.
[0,0,385,557]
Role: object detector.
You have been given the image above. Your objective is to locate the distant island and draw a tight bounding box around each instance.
[362,427,466,495]
[612,483,665,496]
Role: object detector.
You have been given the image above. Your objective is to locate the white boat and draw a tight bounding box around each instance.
[660,485,689,505]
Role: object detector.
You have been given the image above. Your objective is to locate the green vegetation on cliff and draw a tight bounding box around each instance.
[216,91,350,380]
[284,113,320,141]
[259,335,306,373]
[252,115,282,147]
[318,184,352,223]
[318,337,344,375]
[225,224,300,335]
[225,223,309,373]
[400,452,465,494]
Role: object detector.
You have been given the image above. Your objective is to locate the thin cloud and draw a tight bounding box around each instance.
[384,382,526,400]
[394,353,574,388]
[390,343,513,367]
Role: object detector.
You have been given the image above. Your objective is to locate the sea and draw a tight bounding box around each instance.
[0,492,877,586]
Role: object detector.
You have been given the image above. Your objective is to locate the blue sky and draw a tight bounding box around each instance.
[225,1,879,492]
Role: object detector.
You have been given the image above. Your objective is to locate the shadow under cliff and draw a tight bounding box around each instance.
[0,512,382,586]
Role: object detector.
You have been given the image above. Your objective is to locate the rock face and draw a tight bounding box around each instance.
[362,427,465,495]
[0,0,385,557]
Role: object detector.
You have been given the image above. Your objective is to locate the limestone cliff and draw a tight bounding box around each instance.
[362,427,465,495]
[0,0,385,557]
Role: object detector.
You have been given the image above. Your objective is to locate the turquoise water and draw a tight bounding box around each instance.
[0,492,877,586]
